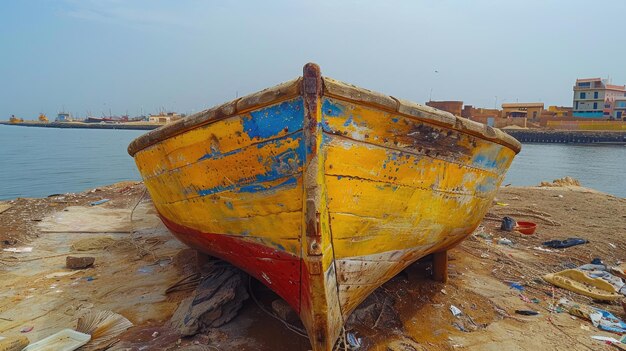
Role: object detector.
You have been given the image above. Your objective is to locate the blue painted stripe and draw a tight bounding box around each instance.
[239,176,298,193]
[242,97,304,139]
[322,98,344,117]
[197,132,305,196]
[198,130,303,162]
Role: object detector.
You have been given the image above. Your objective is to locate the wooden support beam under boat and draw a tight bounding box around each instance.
[431,251,448,283]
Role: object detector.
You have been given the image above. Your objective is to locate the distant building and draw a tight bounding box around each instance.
[461,105,501,127]
[613,97,626,120]
[56,112,72,122]
[573,78,626,118]
[148,112,184,124]
[425,100,463,116]
[547,106,572,117]
[501,103,544,120]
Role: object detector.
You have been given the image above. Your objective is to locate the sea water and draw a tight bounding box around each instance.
[1,125,625,199]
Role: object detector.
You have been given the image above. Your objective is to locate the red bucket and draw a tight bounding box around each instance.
[516,221,537,235]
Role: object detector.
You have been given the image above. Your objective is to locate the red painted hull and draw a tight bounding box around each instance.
[158,214,302,313]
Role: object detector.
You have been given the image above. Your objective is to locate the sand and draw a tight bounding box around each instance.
[0,182,625,350]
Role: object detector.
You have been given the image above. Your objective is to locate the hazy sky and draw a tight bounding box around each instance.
[2,0,625,119]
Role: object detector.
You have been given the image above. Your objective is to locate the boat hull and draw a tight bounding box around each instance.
[129,63,520,350]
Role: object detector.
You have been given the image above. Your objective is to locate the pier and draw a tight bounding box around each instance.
[505,129,626,144]
[0,121,159,130]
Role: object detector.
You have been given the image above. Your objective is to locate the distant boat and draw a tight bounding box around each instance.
[9,115,23,123]
[56,112,72,122]
[128,63,521,350]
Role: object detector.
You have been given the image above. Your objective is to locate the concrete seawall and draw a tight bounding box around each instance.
[505,129,626,144]
[0,122,159,130]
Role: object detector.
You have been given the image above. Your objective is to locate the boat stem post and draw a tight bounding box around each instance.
[432,250,448,283]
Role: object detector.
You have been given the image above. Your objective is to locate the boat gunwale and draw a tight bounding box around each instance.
[321,77,522,154]
[127,77,303,156]
[128,67,521,157]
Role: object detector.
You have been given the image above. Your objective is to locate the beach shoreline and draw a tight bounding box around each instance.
[1,181,625,350]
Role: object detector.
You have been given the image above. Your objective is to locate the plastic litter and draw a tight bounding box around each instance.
[544,269,622,301]
[500,216,516,231]
[20,326,33,333]
[560,298,626,334]
[509,282,524,291]
[589,309,626,334]
[346,332,362,349]
[449,305,462,317]
[452,322,468,332]
[515,310,539,316]
[542,238,588,249]
[498,238,513,246]
[2,247,33,253]
[23,329,90,351]
[515,221,537,235]
[89,199,110,206]
[591,335,626,350]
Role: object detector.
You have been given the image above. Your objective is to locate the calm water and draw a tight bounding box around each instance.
[504,143,626,197]
[1,125,625,199]
[0,125,144,200]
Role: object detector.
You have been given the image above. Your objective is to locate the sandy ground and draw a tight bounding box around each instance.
[0,181,625,350]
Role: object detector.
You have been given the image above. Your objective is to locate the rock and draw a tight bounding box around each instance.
[66,256,95,269]
[271,299,299,324]
[169,264,249,336]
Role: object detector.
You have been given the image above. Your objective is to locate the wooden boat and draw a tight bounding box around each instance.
[128,63,521,350]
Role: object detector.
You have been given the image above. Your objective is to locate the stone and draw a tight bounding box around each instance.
[169,265,249,336]
[66,255,95,269]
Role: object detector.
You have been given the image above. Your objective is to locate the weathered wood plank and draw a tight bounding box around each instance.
[129,78,302,156]
[322,77,521,154]
[321,97,515,175]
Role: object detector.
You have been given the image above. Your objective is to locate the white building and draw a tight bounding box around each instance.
[573,78,626,118]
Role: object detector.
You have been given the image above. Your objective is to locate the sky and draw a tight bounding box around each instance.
[2,0,626,119]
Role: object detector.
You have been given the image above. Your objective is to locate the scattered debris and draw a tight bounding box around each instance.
[66,256,95,269]
[589,309,626,334]
[560,299,626,334]
[545,269,623,301]
[542,238,588,249]
[75,310,133,351]
[23,329,90,351]
[2,247,33,253]
[346,332,362,349]
[89,199,110,206]
[500,216,516,231]
[509,282,524,291]
[515,310,539,316]
[449,305,462,317]
[497,238,513,246]
[515,221,537,235]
